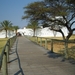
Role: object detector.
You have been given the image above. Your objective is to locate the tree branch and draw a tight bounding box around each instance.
[72,28,75,31]
[49,28,65,39]
[68,13,75,22]
[70,21,75,28]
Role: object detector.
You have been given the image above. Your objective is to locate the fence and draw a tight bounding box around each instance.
[0,36,16,75]
[33,37,75,59]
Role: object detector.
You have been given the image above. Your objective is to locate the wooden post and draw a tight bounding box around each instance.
[51,39,53,53]
[45,38,47,49]
[1,52,8,75]
[36,37,38,44]
[64,40,68,59]
[9,39,10,51]
[9,38,11,48]
[6,45,9,63]
[40,38,42,46]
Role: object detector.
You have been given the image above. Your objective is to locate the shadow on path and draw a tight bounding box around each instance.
[46,51,75,64]
[9,39,24,75]
[47,51,62,58]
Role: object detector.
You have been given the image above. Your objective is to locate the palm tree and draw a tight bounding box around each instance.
[13,26,19,36]
[0,20,12,38]
[26,21,40,36]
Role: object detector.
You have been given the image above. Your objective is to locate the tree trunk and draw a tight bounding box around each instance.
[64,32,73,59]
[5,30,7,38]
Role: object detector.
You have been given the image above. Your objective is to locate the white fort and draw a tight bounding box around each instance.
[0,26,68,38]
[17,26,68,37]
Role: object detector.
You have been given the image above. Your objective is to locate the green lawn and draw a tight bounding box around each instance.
[0,38,8,54]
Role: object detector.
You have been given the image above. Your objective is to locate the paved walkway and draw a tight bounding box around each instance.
[8,36,75,75]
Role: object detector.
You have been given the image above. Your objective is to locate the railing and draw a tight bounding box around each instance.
[30,37,75,59]
[0,36,16,75]
[36,37,51,49]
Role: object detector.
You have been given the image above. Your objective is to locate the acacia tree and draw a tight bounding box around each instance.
[22,0,75,40]
[26,21,40,36]
[43,0,75,57]
[22,0,75,58]
[44,0,75,40]
[0,20,13,38]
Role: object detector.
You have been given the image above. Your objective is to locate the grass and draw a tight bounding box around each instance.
[0,38,8,54]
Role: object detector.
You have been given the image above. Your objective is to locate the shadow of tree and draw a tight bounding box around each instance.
[46,50,75,65]
[47,51,62,59]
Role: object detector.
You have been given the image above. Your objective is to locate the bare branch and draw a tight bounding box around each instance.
[72,28,75,31]
[68,13,75,22]
[70,21,75,28]
[62,16,67,23]
[49,27,65,39]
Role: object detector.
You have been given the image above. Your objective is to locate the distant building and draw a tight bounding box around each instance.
[17,27,33,36]
[0,26,68,38]
[0,30,15,38]
[17,27,68,37]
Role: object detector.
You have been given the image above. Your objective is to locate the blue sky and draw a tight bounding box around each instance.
[0,0,41,28]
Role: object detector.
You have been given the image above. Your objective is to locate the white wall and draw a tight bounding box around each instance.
[0,30,16,38]
[0,27,67,38]
[17,28,33,36]
[17,27,68,37]
[35,27,68,37]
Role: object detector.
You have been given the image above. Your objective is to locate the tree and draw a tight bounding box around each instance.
[22,0,75,40]
[13,26,19,36]
[22,0,75,58]
[26,21,40,36]
[67,0,75,5]
[43,0,75,58]
[0,20,13,38]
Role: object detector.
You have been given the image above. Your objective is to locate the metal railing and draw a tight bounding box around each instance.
[0,36,16,75]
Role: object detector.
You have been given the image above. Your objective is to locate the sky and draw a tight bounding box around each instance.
[0,0,41,28]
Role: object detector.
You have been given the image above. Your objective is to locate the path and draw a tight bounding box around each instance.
[8,36,75,75]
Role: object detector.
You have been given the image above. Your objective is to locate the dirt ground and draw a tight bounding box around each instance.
[41,41,75,59]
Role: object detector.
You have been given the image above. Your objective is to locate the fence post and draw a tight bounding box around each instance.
[51,39,53,53]
[1,52,8,75]
[45,38,47,49]
[6,45,9,63]
[36,37,38,44]
[40,38,42,46]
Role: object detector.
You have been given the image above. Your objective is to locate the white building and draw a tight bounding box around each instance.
[17,28,33,36]
[0,26,68,38]
[0,30,16,38]
[17,27,68,37]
